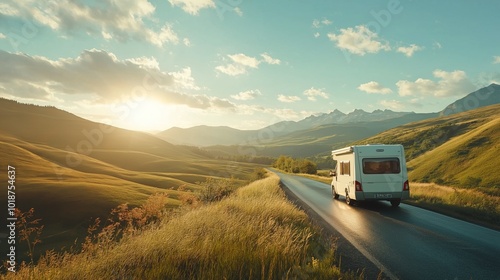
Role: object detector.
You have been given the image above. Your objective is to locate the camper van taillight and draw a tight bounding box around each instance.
[355,181,363,191]
[403,180,410,191]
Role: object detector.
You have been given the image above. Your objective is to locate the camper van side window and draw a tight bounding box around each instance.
[340,161,350,175]
[362,158,400,174]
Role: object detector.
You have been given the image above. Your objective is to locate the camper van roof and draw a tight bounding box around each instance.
[331,144,402,155]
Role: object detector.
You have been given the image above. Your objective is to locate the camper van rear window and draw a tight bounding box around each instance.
[339,161,351,175]
[362,158,400,174]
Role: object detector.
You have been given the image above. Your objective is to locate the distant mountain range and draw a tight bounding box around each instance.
[158,109,437,147]
[158,83,499,154]
[270,108,422,134]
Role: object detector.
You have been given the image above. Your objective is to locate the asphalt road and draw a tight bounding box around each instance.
[275,171,500,280]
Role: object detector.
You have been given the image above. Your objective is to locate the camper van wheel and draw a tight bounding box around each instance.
[345,194,353,206]
[332,186,339,199]
[390,199,401,207]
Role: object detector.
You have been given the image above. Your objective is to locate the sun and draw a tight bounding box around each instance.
[126,99,173,132]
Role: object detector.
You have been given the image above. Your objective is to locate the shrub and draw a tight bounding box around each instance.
[198,177,238,203]
[273,156,317,174]
[249,167,267,181]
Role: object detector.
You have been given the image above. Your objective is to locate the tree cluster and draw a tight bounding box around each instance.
[273,155,317,174]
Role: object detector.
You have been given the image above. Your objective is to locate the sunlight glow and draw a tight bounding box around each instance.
[125,99,176,132]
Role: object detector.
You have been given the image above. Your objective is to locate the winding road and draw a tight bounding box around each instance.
[275,170,500,280]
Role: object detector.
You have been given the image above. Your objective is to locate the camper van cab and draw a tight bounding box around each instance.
[330,144,409,207]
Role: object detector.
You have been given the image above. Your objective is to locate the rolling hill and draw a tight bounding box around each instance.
[355,103,500,187]
[0,98,200,159]
[0,98,260,254]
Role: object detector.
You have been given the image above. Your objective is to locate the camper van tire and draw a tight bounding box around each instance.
[332,186,339,199]
[345,193,353,206]
[390,199,401,207]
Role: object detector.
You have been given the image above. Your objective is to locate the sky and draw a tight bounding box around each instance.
[0,0,499,132]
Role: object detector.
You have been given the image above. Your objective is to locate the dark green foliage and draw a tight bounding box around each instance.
[273,155,318,174]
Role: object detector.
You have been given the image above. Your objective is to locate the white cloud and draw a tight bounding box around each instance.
[215,63,247,76]
[183,38,191,46]
[396,69,476,97]
[312,18,332,28]
[313,32,320,38]
[231,89,262,100]
[433,42,443,49]
[216,52,280,76]
[0,0,181,47]
[234,7,243,16]
[0,49,234,110]
[327,25,391,55]
[358,81,392,94]
[150,24,180,46]
[266,108,305,121]
[260,53,281,65]
[380,100,405,110]
[0,33,5,39]
[168,0,215,15]
[397,44,423,57]
[303,87,329,101]
[312,19,321,28]
[278,94,301,103]
[493,56,500,64]
[169,67,200,91]
[322,19,332,26]
[228,53,260,68]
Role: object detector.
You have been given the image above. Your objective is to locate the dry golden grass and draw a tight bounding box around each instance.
[407,182,500,229]
[0,132,259,262]
[2,174,362,280]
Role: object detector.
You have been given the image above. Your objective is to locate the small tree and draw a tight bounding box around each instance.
[299,160,317,174]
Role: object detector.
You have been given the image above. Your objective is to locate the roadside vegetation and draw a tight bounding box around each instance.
[305,171,500,230]
[273,155,318,174]
[407,183,500,230]
[2,171,364,280]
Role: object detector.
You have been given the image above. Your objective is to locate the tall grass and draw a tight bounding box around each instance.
[2,174,361,280]
[408,183,500,229]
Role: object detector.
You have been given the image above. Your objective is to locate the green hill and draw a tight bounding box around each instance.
[0,98,259,255]
[355,104,500,187]
[408,116,499,187]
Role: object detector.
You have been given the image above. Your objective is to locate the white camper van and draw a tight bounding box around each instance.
[330,144,409,207]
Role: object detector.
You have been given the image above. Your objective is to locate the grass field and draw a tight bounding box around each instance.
[1,174,364,280]
[406,183,500,230]
[0,133,260,260]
